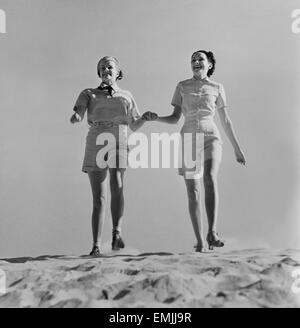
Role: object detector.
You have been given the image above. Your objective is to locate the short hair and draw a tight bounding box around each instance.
[191,50,216,77]
[97,56,123,80]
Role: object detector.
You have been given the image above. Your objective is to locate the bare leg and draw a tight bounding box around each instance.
[203,145,221,234]
[184,178,204,250]
[109,168,125,232]
[88,170,108,248]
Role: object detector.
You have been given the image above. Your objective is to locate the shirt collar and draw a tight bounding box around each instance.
[98,82,119,93]
[192,76,210,82]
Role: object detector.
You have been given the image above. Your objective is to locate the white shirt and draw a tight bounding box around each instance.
[171,77,227,142]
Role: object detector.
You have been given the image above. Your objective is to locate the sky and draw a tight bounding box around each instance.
[0,0,299,257]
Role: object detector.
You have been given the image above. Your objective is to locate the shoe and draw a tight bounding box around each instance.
[206,231,224,250]
[194,244,206,252]
[112,230,125,251]
[193,241,206,252]
[89,245,101,256]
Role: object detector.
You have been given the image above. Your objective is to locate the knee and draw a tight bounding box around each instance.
[110,184,123,196]
[93,194,106,209]
[187,187,200,203]
[110,178,123,194]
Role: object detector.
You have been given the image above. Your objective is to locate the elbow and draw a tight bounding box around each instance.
[172,116,180,124]
[130,123,139,132]
[223,115,232,128]
[225,119,232,128]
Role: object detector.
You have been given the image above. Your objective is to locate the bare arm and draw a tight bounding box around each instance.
[129,105,182,131]
[129,117,146,132]
[218,107,246,165]
[156,105,182,124]
[70,89,90,124]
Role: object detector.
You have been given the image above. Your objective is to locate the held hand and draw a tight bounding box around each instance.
[70,113,81,124]
[142,111,158,121]
[234,148,246,165]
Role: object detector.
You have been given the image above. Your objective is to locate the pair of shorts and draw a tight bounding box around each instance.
[178,134,222,179]
[82,125,128,173]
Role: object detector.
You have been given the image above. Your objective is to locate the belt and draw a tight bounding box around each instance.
[91,121,120,128]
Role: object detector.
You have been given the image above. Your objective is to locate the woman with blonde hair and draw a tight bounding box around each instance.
[70,56,154,256]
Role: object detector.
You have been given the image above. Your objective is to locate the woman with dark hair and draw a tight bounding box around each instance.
[70,56,154,256]
[146,50,246,252]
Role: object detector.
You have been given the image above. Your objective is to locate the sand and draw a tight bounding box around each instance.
[0,248,299,308]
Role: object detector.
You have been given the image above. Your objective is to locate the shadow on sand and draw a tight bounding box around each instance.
[0,252,176,264]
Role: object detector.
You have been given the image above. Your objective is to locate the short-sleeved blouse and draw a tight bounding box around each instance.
[171,77,226,142]
[74,85,141,127]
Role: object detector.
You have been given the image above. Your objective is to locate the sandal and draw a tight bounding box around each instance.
[194,243,206,252]
[206,231,225,250]
[112,230,125,251]
[89,245,101,257]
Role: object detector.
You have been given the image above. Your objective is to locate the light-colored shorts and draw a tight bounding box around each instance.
[82,124,128,173]
[178,135,222,179]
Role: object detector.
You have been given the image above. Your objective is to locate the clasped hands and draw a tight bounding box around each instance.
[142,111,158,121]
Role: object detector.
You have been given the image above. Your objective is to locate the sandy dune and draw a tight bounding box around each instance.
[0,249,299,308]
